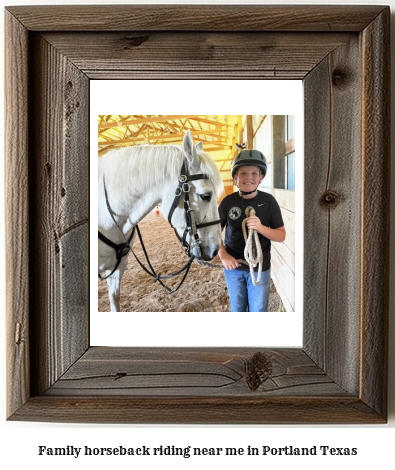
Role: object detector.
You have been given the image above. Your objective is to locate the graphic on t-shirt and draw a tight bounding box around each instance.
[228,206,242,220]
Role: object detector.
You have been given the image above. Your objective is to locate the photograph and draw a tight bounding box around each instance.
[97,115,296,313]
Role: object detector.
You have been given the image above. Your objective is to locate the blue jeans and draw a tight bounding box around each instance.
[223,268,271,312]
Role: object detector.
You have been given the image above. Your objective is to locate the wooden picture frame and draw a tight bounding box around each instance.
[5,5,390,424]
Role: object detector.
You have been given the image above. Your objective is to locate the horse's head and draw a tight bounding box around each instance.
[164,130,223,261]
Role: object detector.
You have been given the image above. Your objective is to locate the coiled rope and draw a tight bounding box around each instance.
[242,207,263,286]
[196,206,263,286]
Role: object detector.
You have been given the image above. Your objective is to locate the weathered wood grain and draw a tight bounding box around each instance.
[47,347,340,397]
[10,396,384,425]
[29,35,90,395]
[5,10,30,419]
[11,348,383,423]
[303,55,332,367]
[5,5,389,424]
[5,5,386,32]
[41,32,353,80]
[304,35,362,395]
[360,9,390,418]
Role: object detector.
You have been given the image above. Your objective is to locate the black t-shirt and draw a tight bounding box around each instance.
[218,191,284,272]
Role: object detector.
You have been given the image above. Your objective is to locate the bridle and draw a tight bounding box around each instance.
[98,159,221,292]
[167,160,221,258]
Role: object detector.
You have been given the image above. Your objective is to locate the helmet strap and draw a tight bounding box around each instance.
[240,189,257,195]
[237,185,259,196]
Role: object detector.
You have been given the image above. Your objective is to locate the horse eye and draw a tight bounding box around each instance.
[199,193,211,202]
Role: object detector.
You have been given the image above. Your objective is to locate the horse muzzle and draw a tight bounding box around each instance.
[192,244,219,261]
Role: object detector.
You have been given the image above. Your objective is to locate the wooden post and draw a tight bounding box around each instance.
[273,115,286,189]
[246,115,253,148]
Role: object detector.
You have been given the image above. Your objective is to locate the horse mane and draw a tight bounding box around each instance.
[194,149,224,197]
[98,144,223,198]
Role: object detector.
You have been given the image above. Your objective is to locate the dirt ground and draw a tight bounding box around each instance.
[98,210,282,312]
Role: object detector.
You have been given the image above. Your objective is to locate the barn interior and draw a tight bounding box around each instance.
[98,115,295,312]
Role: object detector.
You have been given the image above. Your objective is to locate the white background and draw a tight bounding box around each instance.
[1,1,394,469]
[91,80,304,347]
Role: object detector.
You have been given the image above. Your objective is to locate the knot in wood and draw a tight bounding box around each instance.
[332,68,348,87]
[320,190,340,208]
[123,35,149,49]
[246,351,273,391]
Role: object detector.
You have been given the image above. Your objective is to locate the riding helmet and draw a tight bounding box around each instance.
[231,149,267,177]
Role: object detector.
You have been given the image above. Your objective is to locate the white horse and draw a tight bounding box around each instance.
[98,130,224,311]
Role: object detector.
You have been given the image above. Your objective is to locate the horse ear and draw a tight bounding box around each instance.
[183,129,200,171]
[195,141,203,152]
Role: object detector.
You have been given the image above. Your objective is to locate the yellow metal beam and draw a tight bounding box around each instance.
[99,115,200,130]
[98,129,231,146]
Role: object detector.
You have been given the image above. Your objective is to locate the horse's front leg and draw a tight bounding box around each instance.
[106,256,128,312]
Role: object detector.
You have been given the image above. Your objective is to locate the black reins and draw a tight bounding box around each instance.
[98,160,221,292]
[98,181,136,280]
[129,225,195,294]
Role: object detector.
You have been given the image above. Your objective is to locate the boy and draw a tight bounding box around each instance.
[218,149,286,312]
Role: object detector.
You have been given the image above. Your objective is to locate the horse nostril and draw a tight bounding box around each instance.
[212,248,219,258]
